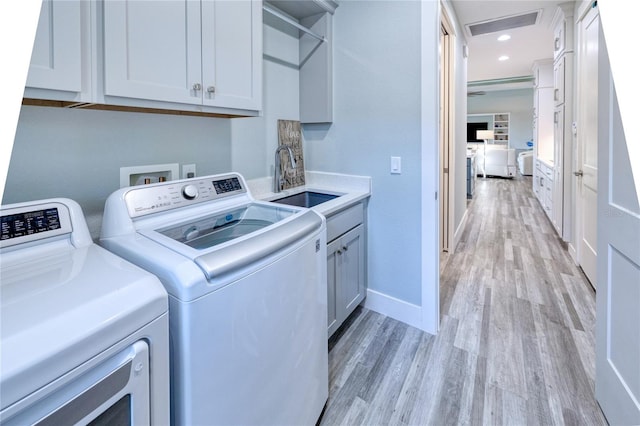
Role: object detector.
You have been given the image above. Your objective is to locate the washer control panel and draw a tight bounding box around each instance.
[124,174,247,218]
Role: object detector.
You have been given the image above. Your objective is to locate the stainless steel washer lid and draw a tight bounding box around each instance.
[0,244,167,411]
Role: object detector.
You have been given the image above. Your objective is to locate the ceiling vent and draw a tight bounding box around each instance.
[467,10,540,37]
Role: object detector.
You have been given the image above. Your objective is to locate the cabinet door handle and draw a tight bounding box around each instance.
[574,170,584,177]
[554,88,559,101]
[554,112,559,123]
[207,86,216,94]
[336,249,342,255]
[342,246,348,252]
[192,83,202,91]
[554,37,560,51]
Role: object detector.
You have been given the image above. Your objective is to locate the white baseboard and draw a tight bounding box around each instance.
[568,242,578,265]
[362,289,425,331]
[453,208,469,252]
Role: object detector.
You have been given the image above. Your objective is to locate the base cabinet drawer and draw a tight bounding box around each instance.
[326,203,364,242]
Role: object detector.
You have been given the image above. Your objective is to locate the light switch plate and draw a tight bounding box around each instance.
[391,156,402,174]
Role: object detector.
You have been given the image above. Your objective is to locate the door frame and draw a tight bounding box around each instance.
[439,6,456,253]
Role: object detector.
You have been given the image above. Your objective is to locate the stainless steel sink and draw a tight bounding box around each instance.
[271,191,340,208]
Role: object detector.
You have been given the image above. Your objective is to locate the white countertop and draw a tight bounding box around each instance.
[246,171,372,217]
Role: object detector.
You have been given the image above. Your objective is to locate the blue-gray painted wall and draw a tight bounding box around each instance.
[304,0,424,305]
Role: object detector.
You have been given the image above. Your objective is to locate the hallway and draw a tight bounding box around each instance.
[320,176,607,425]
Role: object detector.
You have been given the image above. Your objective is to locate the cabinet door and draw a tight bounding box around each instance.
[533,163,540,198]
[553,19,565,60]
[554,57,565,106]
[26,0,81,92]
[553,106,564,234]
[339,225,365,318]
[103,0,202,105]
[327,238,340,337]
[201,0,262,110]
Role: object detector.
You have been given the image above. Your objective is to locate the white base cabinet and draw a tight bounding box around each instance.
[326,203,366,337]
[534,158,554,220]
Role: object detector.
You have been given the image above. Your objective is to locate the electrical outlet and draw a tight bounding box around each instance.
[182,164,196,179]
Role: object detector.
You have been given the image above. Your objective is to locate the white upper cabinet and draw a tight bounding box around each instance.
[104,0,262,113]
[25,0,84,98]
[23,0,261,116]
[103,1,203,105]
[201,1,262,110]
[553,17,565,60]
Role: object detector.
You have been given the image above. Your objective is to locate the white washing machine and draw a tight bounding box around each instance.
[0,198,169,425]
[100,172,328,426]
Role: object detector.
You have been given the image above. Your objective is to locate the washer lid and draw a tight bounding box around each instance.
[150,203,323,280]
[0,244,167,410]
[156,203,297,249]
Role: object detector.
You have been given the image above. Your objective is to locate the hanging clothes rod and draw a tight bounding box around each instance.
[263,3,327,43]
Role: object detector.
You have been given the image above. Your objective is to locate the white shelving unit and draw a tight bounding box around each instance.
[493,113,510,143]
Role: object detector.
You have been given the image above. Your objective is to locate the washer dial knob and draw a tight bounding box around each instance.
[182,184,199,200]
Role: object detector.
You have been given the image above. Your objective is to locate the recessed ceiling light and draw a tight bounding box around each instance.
[498,34,511,41]
[498,55,510,61]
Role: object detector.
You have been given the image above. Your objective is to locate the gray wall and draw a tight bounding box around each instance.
[304,0,424,305]
[4,106,232,236]
[468,88,534,150]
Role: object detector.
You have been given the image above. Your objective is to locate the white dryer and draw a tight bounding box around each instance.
[0,198,169,425]
[100,172,328,426]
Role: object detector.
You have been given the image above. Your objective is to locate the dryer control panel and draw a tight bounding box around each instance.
[0,201,73,248]
[124,174,247,218]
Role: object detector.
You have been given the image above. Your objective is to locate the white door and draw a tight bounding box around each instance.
[595,29,640,424]
[26,0,81,92]
[103,0,202,105]
[576,6,599,287]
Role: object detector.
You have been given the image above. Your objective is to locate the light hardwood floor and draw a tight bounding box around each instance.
[320,176,607,425]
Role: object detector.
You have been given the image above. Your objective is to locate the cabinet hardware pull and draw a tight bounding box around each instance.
[342,246,348,252]
[192,83,202,91]
[574,170,584,177]
[207,86,216,93]
[337,249,342,255]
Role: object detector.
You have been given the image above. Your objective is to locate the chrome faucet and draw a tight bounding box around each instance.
[274,145,297,193]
